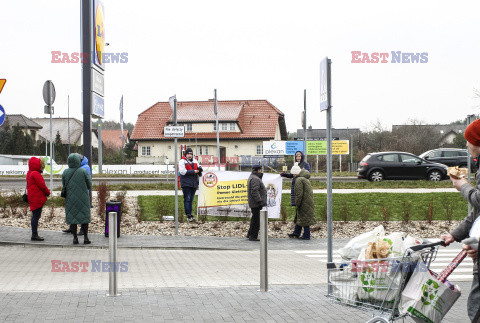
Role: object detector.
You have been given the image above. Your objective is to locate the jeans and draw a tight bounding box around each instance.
[248,207,261,239]
[31,207,43,235]
[293,224,310,239]
[182,187,196,215]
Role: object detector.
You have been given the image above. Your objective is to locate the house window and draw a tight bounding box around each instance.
[199,146,203,155]
[205,146,209,155]
[256,145,263,155]
[235,145,238,149]
[168,146,172,150]
[186,123,192,131]
[142,146,151,156]
[230,123,235,131]
[222,123,228,131]
[213,123,217,131]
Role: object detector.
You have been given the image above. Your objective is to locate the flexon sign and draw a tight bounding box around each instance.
[164,126,185,138]
[263,141,305,156]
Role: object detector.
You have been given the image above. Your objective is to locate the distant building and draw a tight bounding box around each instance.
[31,117,99,148]
[131,99,287,165]
[296,127,361,141]
[4,114,43,142]
[101,129,129,150]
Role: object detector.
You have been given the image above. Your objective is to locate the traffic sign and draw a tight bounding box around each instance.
[164,126,185,137]
[0,79,6,94]
[0,105,5,127]
[42,80,56,106]
[320,57,330,111]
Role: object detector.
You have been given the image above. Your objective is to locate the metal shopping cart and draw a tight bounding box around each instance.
[326,240,446,323]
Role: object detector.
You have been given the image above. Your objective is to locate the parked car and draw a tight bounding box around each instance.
[418,148,477,172]
[357,152,448,182]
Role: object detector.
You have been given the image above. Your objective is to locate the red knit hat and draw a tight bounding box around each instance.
[464,119,480,146]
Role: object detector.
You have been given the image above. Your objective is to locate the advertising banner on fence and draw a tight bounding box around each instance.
[197,171,282,219]
[306,140,349,155]
[0,164,225,176]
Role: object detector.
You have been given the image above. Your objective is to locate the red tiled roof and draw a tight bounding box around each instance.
[131,100,286,141]
[101,129,129,149]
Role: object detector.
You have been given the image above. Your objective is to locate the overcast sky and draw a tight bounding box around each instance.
[0,0,479,133]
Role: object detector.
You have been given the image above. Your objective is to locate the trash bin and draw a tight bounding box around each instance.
[105,200,122,238]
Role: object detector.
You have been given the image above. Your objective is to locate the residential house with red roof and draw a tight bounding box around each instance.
[101,129,129,150]
[130,99,287,166]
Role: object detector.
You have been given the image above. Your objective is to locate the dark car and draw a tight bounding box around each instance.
[357,152,448,182]
[418,148,477,172]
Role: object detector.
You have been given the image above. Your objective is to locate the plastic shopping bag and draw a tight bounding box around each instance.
[400,270,461,323]
[337,225,385,260]
[469,216,480,238]
[356,260,401,306]
[383,232,407,257]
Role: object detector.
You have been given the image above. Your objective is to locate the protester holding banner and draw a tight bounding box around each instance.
[247,165,267,241]
[178,147,203,222]
[280,151,310,206]
[441,119,480,322]
[288,163,315,240]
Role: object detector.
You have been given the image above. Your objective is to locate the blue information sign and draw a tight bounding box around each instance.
[286,141,304,155]
[0,104,5,127]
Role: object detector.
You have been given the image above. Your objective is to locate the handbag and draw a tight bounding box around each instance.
[22,184,28,203]
[61,168,79,198]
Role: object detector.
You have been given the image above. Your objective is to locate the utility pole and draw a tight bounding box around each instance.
[215,89,220,170]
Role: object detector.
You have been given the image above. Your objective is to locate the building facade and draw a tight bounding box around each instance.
[131,99,287,166]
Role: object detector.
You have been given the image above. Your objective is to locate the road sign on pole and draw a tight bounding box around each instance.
[43,81,56,106]
[0,105,5,127]
[320,56,333,295]
[0,79,6,94]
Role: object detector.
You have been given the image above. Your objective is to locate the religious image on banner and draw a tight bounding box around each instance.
[197,171,282,219]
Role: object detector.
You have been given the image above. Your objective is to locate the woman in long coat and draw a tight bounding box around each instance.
[62,153,92,244]
[288,166,316,240]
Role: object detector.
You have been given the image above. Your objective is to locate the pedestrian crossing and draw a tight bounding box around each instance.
[294,247,475,282]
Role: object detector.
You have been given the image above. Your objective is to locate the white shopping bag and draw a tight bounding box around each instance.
[469,216,480,238]
[356,260,400,306]
[330,265,357,305]
[400,270,461,323]
[383,232,407,257]
[337,225,385,260]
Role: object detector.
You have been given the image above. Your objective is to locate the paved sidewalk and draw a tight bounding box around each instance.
[0,226,473,322]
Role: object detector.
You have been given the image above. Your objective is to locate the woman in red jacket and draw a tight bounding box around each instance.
[26,157,50,241]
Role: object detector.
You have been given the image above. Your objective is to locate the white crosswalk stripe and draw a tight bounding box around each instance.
[295,247,475,282]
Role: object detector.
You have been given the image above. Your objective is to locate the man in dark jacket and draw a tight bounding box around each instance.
[247,165,267,241]
[178,148,202,222]
[441,119,480,322]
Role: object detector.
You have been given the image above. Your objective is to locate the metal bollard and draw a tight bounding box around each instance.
[259,209,269,292]
[107,212,120,296]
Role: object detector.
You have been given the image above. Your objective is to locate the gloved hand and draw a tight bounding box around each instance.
[280,172,286,177]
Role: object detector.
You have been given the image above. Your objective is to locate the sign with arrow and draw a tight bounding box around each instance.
[0,104,5,127]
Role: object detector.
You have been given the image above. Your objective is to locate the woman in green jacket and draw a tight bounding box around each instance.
[62,153,92,245]
[288,163,316,240]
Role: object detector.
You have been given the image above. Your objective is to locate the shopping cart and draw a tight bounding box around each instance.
[326,240,446,323]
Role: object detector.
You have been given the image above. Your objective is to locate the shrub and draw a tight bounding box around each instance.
[360,205,370,223]
[424,198,434,224]
[319,204,327,222]
[381,204,389,225]
[442,200,453,225]
[280,205,288,223]
[96,181,110,221]
[340,201,351,224]
[402,201,411,224]
[115,190,129,214]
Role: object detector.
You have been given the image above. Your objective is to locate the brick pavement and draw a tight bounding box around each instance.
[0,226,474,322]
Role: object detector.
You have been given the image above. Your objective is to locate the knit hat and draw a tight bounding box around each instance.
[465,120,480,146]
[291,162,301,175]
[184,147,193,155]
[252,164,262,171]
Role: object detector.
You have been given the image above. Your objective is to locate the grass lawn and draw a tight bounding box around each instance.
[95,180,459,191]
[137,192,468,222]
